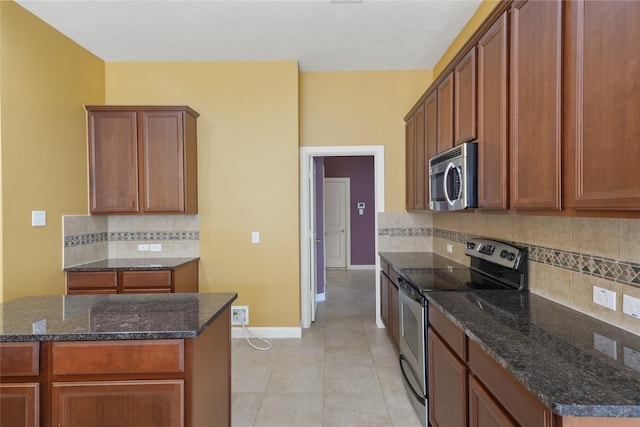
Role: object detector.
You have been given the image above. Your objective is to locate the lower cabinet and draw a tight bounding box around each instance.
[52,380,183,427]
[67,260,198,295]
[469,375,515,427]
[428,328,468,427]
[379,258,399,347]
[0,383,39,427]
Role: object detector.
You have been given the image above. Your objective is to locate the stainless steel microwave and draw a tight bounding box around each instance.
[428,142,478,211]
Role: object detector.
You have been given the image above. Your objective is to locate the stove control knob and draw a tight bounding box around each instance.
[500,250,508,259]
[466,242,476,250]
[507,252,516,261]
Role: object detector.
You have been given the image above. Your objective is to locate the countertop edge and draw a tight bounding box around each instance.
[64,257,200,272]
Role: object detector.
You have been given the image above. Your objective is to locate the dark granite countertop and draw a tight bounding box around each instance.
[64,257,199,272]
[0,292,236,342]
[380,251,640,417]
[380,251,468,270]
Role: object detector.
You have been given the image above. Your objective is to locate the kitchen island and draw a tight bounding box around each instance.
[0,292,236,427]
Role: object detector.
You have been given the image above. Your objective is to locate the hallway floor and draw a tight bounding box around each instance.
[231,269,423,426]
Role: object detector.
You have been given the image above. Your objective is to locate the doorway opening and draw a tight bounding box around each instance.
[300,146,385,329]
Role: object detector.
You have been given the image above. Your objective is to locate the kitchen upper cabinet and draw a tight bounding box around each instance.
[454,48,477,146]
[437,72,455,153]
[477,12,509,211]
[510,0,562,211]
[564,0,640,211]
[405,114,416,211]
[87,106,199,215]
[405,102,427,211]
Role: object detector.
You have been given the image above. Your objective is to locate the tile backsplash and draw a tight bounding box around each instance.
[378,211,640,335]
[63,215,200,267]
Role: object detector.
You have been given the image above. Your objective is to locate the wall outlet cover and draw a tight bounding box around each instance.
[593,286,617,311]
[623,294,640,319]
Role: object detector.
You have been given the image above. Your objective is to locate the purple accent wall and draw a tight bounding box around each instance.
[324,156,375,265]
[314,157,325,294]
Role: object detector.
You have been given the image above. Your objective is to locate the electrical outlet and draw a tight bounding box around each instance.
[593,286,617,311]
[623,294,640,319]
[594,332,617,359]
[138,244,150,251]
[231,306,249,326]
[150,243,162,252]
[446,244,453,253]
[624,346,640,372]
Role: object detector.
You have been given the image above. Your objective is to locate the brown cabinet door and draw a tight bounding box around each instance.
[428,328,467,427]
[478,12,509,211]
[425,91,438,208]
[414,103,427,210]
[510,0,562,210]
[469,375,516,427]
[0,383,39,427]
[389,281,399,347]
[437,73,455,153]
[406,115,416,211]
[88,111,139,214]
[455,48,477,145]
[564,0,640,210]
[380,272,390,330]
[140,111,187,213]
[52,380,183,427]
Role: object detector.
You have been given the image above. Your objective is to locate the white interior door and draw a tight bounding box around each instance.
[324,178,350,269]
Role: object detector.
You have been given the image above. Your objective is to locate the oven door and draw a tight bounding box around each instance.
[398,277,427,426]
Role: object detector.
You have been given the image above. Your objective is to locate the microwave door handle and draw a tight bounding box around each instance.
[443,162,455,206]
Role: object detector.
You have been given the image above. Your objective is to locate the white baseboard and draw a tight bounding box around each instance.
[349,264,376,270]
[316,292,326,302]
[231,326,302,339]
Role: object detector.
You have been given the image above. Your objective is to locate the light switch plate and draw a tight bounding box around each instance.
[252,231,260,244]
[31,210,46,227]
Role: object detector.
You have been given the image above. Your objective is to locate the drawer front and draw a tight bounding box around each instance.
[122,270,172,289]
[429,307,466,360]
[52,340,184,376]
[0,343,39,376]
[67,271,117,290]
[468,340,552,427]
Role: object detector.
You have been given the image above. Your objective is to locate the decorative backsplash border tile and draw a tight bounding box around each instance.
[379,226,640,288]
[64,232,108,248]
[378,227,432,237]
[65,231,199,248]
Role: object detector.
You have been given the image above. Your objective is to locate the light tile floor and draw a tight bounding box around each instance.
[231,269,423,427]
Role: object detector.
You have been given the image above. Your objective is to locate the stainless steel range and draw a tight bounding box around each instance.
[397,238,528,426]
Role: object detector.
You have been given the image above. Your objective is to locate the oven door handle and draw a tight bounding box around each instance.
[399,353,426,405]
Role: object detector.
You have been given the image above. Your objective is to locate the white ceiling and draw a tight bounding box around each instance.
[16,0,482,72]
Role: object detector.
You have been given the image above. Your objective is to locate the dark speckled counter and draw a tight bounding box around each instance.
[64,257,199,271]
[0,292,237,342]
[381,251,640,418]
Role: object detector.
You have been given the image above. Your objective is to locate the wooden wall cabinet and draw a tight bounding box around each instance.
[509,0,562,211]
[405,102,428,211]
[437,73,455,153]
[563,0,640,211]
[67,260,199,295]
[87,106,199,215]
[477,12,509,211]
[454,48,478,146]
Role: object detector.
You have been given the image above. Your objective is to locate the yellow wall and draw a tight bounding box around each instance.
[299,70,432,212]
[0,1,104,301]
[433,0,501,80]
[105,62,300,327]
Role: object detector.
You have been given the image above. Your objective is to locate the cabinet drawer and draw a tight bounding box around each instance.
[67,272,117,290]
[380,259,390,277]
[122,270,172,289]
[468,340,552,427]
[429,307,466,360]
[52,340,184,375]
[0,343,39,377]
